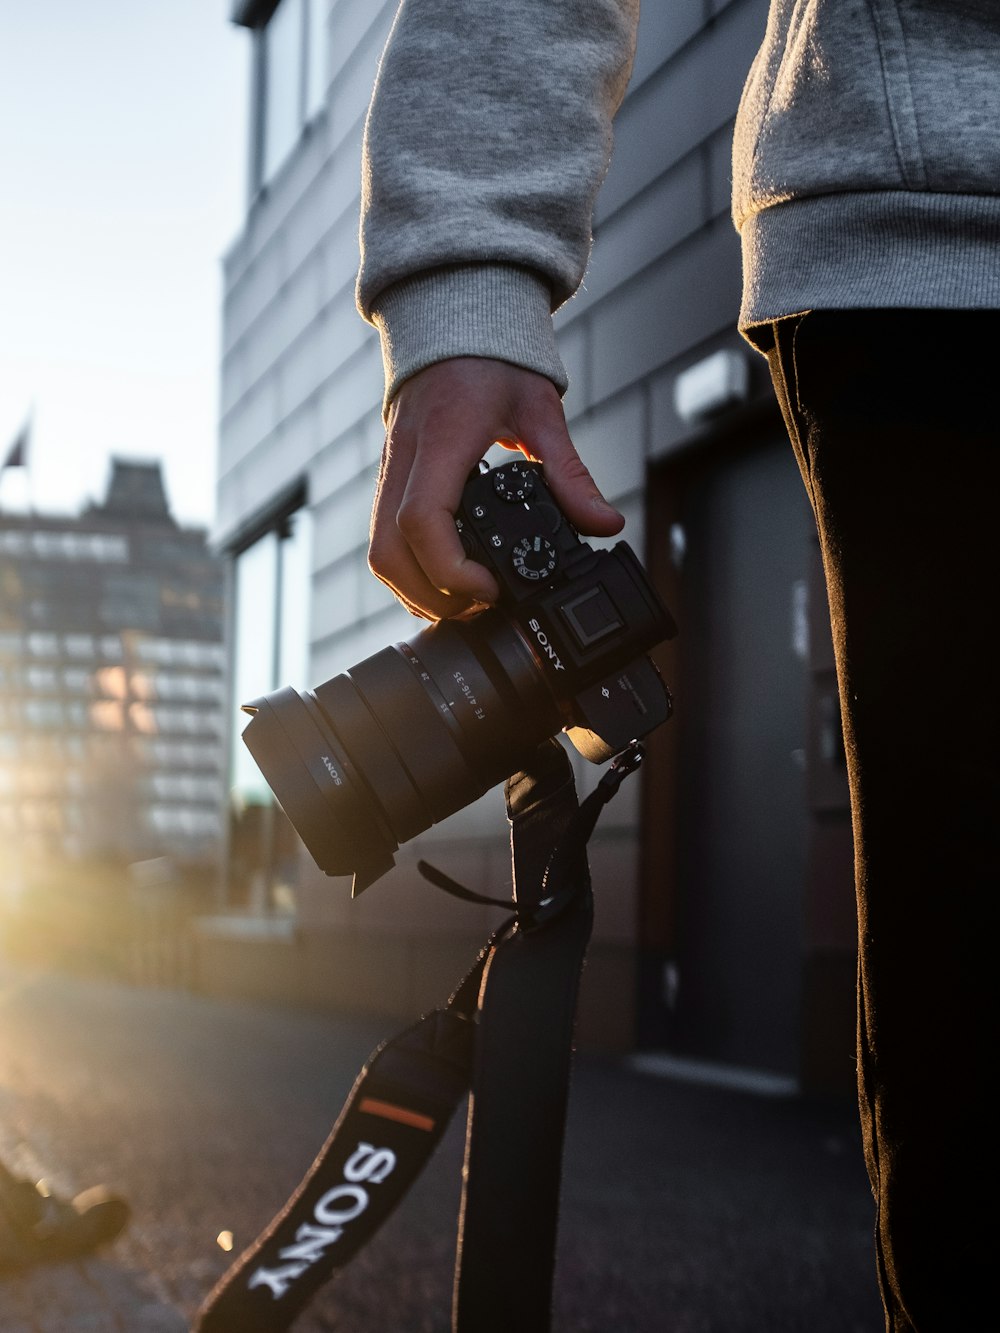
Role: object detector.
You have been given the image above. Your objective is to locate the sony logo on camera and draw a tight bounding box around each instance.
[527,616,566,672]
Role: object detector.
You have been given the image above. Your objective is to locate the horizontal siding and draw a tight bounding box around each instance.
[590,217,743,403]
[567,389,648,508]
[554,0,768,498]
[216,0,777,939]
[222,3,393,281]
[628,0,707,93]
[596,0,767,225]
[216,1,396,533]
[218,0,768,540]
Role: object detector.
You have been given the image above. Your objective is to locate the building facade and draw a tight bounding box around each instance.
[213,0,856,1092]
[0,459,226,871]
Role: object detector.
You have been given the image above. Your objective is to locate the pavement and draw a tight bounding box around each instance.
[0,958,883,1332]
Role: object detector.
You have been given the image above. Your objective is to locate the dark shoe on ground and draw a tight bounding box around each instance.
[0,1175,130,1273]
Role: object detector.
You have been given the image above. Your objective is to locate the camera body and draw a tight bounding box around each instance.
[455,459,675,761]
[240,458,676,894]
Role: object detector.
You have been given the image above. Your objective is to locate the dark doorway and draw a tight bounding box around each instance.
[639,423,815,1077]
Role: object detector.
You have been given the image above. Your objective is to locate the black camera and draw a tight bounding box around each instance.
[240,459,676,894]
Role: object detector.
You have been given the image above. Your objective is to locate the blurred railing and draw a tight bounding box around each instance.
[0,854,215,990]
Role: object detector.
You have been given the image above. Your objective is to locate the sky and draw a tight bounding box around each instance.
[0,0,249,529]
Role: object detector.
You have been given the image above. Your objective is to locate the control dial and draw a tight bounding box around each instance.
[512,534,558,582]
[492,462,536,503]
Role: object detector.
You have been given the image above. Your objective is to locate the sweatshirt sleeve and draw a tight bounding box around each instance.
[356,0,640,413]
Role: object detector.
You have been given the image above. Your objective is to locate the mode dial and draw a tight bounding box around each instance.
[512,535,558,582]
[492,461,535,503]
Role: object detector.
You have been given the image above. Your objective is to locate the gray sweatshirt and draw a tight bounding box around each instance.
[358,0,1000,408]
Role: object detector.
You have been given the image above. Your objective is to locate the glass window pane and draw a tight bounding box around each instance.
[278,508,313,691]
[263,0,303,181]
[305,0,328,119]
[231,532,278,800]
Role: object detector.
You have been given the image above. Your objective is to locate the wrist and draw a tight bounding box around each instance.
[370,264,568,417]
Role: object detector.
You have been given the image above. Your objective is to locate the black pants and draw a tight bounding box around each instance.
[767,311,998,1332]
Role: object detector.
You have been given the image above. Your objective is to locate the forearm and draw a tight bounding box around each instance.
[357,0,640,411]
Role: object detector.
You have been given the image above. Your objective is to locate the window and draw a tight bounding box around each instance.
[26,667,59,693]
[90,700,125,732]
[228,500,312,910]
[277,506,312,694]
[99,571,162,630]
[24,700,64,729]
[134,672,226,704]
[230,505,313,799]
[231,530,278,803]
[146,805,223,839]
[27,633,58,658]
[64,634,95,659]
[11,530,130,563]
[250,0,329,189]
[147,705,225,738]
[144,739,222,771]
[134,638,226,670]
[263,0,302,180]
[148,773,222,803]
[0,532,27,557]
[62,668,92,694]
[305,0,327,118]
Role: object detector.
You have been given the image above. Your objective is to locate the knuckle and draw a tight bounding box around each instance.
[366,532,393,581]
[559,452,594,485]
[395,499,427,542]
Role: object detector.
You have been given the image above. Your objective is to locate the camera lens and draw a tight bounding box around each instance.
[240,610,562,894]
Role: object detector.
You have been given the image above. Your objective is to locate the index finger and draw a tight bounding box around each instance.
[368,418,499,619]
[395,438,501,604]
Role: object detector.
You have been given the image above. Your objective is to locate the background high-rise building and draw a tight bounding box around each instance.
[0,458,226,868]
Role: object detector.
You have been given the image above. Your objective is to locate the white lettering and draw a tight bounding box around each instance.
[248,1142,397,1300]
[248,1262,309,1299]
[321,756,343,786]
[452,671,486,720]
[344,1142,397,1185]
[313,1184,368,1228]
[277,1223,344,1266]
[527,618,565,672]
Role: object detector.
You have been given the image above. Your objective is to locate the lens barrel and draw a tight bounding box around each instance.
[241,610,561,894]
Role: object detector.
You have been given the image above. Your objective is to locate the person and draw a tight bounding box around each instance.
[353,3,998,1330]
[0,1157,129,1273]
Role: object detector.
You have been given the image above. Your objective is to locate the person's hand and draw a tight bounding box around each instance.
[369,357,625,620]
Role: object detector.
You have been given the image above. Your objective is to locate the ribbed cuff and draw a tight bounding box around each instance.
[740,191,1000,335]
[370,264,568,418]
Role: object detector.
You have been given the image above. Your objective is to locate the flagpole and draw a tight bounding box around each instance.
[1,405,33,513]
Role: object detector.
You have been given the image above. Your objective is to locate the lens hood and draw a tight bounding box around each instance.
[241,687,398,894]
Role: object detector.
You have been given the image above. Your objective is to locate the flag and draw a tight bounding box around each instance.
[2,415,31,471]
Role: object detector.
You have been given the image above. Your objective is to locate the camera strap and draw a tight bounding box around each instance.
[193,739,642,1333]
